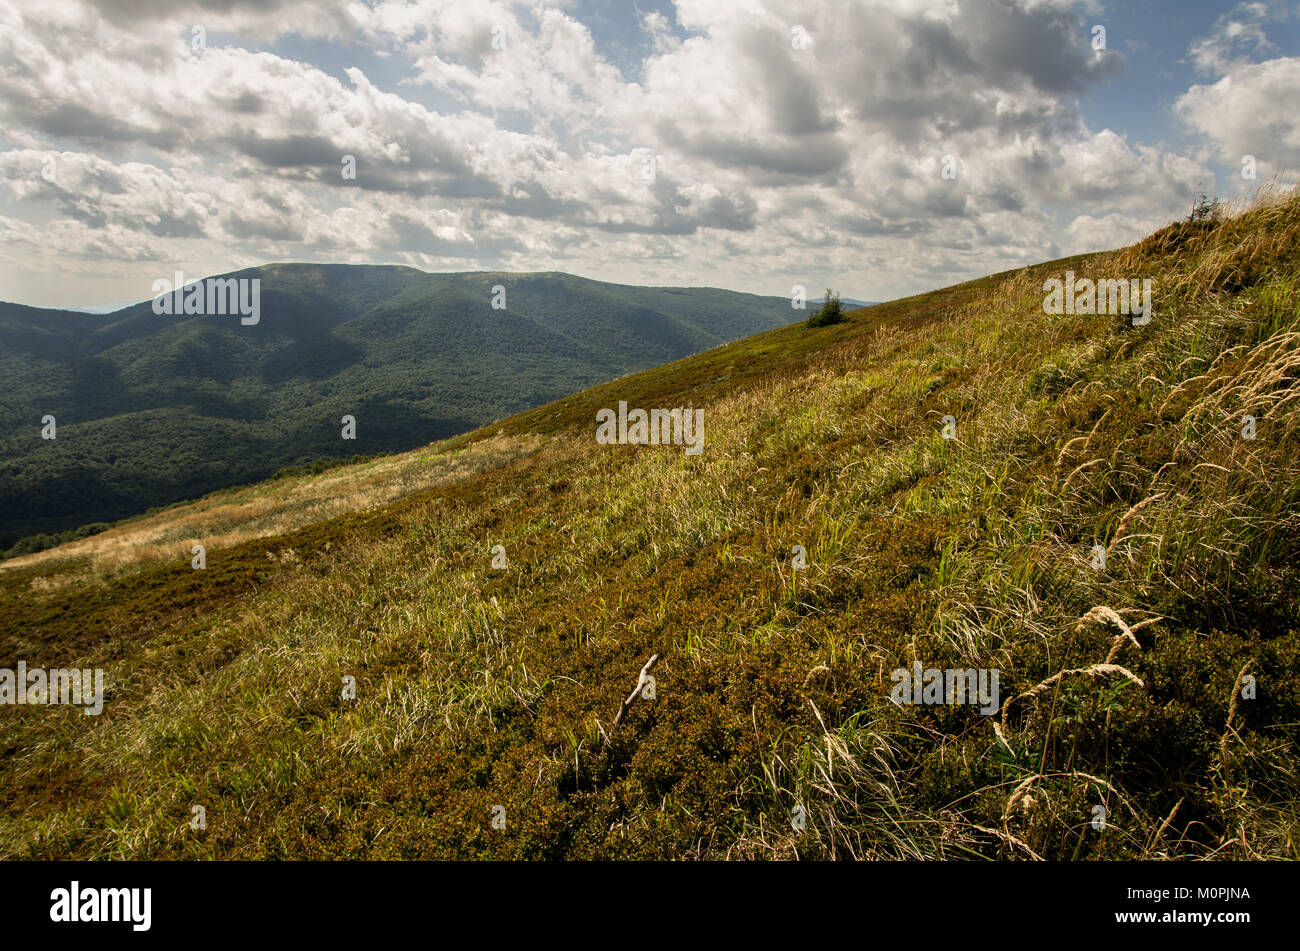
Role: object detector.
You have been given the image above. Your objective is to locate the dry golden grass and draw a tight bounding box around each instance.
[2,431,548,590]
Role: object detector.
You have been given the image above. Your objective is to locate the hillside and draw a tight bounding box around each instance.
[0,266,799,547]
[1,189,1298,860]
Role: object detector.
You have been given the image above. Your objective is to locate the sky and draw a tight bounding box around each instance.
[0,0,1297,309]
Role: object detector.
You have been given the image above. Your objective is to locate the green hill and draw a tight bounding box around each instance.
[0,266,800,547]
[1,191,1297,859]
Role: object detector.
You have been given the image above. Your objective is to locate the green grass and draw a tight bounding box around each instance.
[2,191,1299,859]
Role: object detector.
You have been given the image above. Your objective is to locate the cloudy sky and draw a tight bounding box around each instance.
[1,0,1297,309]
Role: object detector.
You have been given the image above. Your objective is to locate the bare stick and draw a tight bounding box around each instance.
[613,653,659,728]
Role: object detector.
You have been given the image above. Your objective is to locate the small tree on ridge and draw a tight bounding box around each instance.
[807,288,845,327]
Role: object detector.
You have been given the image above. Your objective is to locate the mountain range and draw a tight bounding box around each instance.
[0,265,802,546]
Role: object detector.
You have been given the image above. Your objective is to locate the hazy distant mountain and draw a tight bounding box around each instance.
[56,303,139,315]
[810,296,878,310]
[0,264,798,544]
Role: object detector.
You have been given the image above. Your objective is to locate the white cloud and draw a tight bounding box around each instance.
[1176,58,1300,179]
[1187,0,1291,75]
[0,0,1276,307]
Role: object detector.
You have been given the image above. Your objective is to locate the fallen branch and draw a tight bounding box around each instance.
[613,653,659,729]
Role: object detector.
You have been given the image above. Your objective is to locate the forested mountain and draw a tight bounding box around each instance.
[0,264,798,545]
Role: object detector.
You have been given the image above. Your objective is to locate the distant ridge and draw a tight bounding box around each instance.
[811,296,878,309]
[0,264,798,544]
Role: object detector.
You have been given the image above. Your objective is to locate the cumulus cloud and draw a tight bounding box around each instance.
[1175,2,1300,185]
[0,0,1276,307]
[1176,58,1300,177]
[1187,0,1292,75]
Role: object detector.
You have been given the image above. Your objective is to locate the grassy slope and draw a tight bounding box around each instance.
[2,193,1299,859]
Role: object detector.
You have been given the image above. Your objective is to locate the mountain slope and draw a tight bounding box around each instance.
[0,266,799,545]
[2,190,1298,860]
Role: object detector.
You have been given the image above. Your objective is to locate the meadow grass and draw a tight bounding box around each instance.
[2,188,1298,859]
